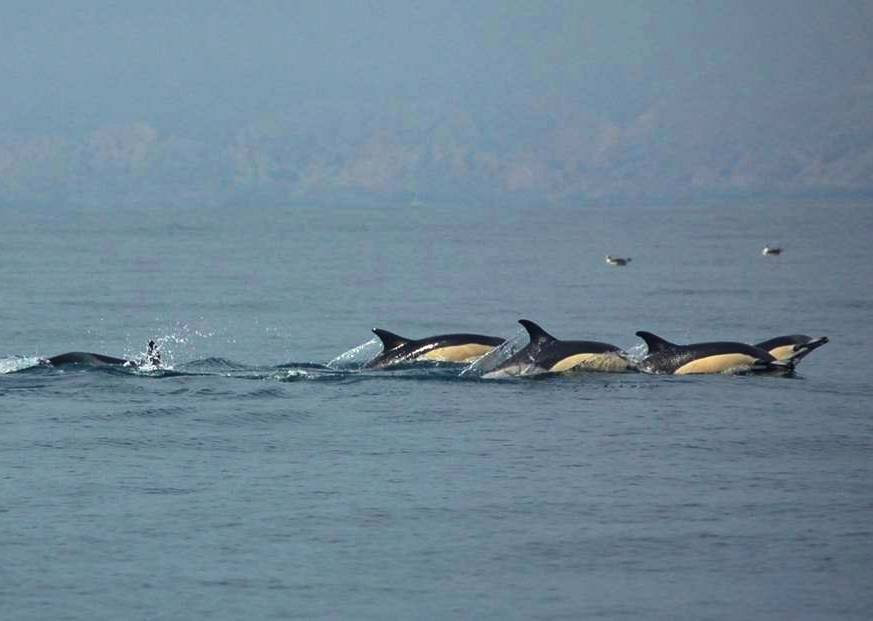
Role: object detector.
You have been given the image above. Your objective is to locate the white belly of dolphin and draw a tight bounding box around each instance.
[549,352,630,373]
[419,343,496,363]
[674,353,758,375]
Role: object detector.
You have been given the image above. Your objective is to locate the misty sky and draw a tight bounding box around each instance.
[3,0,872,137]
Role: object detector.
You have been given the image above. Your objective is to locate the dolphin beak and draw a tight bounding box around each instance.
[793,336,829,353]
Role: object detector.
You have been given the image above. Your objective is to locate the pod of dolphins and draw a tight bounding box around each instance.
[39,323,828,378]
[365,320,829,377]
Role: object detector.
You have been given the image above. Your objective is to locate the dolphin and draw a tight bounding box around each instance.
[44,352,132,366]
[753,334,829,364]
[635,331,792,375]
[482,319,632,378]
[365,328,505,369]
[43,340,162,368]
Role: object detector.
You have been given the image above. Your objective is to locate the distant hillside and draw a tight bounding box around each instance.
[2,90,872,207]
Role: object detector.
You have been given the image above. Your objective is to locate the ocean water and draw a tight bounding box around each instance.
[1,200,872,619]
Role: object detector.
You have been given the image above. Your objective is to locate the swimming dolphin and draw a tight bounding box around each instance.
[365,328,505,369]
[635,331,791,375]
[482,319,632,378]
[43,352,131,366]
[753,334,828,364]
[43,340,162,368]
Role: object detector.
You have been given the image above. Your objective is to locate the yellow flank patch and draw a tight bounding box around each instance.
[548,352,630,373]
[674,353,757,375]
[768,345,796,361]
[419,344,496,363]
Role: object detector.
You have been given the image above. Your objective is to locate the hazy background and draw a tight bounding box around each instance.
[2,0,872,207]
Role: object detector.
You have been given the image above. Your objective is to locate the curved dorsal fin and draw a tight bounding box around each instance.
[372,328,410,351]
[635,331,676,352]
[518,319,557,344]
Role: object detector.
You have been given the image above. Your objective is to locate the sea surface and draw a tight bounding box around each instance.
[1,200,872,620]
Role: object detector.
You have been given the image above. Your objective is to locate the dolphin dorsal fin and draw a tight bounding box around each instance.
[372,328,410,351]
[635,331,676,352]
[518,319,556,344]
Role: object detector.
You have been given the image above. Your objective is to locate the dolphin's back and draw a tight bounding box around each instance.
[45,352,130,366]
[681,341,775,359]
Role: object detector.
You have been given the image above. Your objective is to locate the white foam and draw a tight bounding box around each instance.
[624,343,649,364]
[0,356,42,374]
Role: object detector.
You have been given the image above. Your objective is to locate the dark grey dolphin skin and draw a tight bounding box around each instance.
[365,329,505,369]
[43,340,162,368]
[44,352,132,366]
[753,335,829,364]
[635,331,791,375]
[482,319,632,378]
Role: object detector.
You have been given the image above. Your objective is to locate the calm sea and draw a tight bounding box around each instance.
[2,200,872,619]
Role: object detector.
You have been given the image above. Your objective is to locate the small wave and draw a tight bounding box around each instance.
[38,363,139,376]
[653,287,751,297]
[233,386,290,399]
[274,367,351,382]
[278,369,314,382]
[277,364,474,383]
[82,405,191,422]
[139,486,198,496]
[86,364,177,378]
[275,361,331,370]
[179,357,249,371]
[210,409,316,426]
[349,365,488,383]
[840,299,873,311]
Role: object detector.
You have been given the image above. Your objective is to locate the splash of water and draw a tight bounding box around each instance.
[0,356,42,374]
[460,331,527,377]
[326,338,381,370]
[122,322,218,371]
[624,342,648,364]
